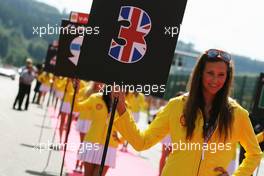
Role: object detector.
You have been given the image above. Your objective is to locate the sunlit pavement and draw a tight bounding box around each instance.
[0,76,65,176]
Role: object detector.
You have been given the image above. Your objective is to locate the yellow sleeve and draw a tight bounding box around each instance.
[233,108,263,176]
[114,99,172,151]
[77,86,89,102]
[79,80,87,89]
[76,95,96,120]
[138,93,148,111]
[256,131,264,143]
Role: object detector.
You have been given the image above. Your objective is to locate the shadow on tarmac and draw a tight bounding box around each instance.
[34,124,53,129]
[20,143,62,151]
[25,170,61,176]
[20,143,39,149]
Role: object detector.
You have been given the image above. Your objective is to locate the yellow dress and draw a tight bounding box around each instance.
[77,93,120,148]
[53,77,67,93]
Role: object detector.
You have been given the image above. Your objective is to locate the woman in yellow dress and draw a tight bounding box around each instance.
[113,49,262,176]
[77,90,122,176]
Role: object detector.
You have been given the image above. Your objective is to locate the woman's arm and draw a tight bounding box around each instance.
[233,108,263,176]
[113,92,172,151]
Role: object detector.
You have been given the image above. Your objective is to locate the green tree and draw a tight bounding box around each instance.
[28,40,47,61]
[0,31,8,57]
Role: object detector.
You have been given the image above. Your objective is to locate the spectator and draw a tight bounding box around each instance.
[13,58,35,110]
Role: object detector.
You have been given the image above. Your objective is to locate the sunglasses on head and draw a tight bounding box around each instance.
[205,49,231,63]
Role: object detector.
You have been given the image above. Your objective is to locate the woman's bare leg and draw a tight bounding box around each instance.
[93,165,109,176]
[59,112,67,143]
[75,133,86,170]
[84,162,95,176]
[159,145,167,176]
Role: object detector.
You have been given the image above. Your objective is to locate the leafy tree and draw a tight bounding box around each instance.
[28,40,47,61]
[0,30,8,57]
[0,0,66,66]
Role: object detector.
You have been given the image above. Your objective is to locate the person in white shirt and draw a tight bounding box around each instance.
[13,58,35,110]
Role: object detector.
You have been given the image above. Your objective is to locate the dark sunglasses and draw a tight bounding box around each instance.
[205,49,231,63]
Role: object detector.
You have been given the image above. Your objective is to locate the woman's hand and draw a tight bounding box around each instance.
[112,131,122,143]
[214,167,229,176]
[72,78,80,90]
[111,91,126,116]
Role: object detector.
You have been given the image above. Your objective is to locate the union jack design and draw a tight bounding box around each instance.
[108,6,152,63]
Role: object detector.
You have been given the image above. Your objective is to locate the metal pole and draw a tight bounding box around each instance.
[42,78,69,172]
[38,79,54,143]
[60,79,78,176]
[98,97,119,176]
